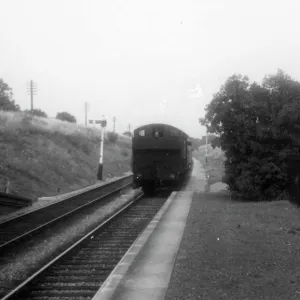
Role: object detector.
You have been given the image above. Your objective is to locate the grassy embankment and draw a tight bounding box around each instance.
[168,192,300,299]
[184,143,300,298]
[0,111,132,200]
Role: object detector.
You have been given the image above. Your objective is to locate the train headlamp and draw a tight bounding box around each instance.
[135,173,142,180]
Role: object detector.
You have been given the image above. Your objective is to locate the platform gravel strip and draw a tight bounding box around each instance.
[0,176,132,249]
[7,196,166,300]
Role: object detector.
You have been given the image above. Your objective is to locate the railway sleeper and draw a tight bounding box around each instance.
[40,275,104,282]
[28,289,96,297]
[32,282,102,289]
[64,256,124,262]
[46,270,108,276]
[73,250,128,257]
[50,265,114,270]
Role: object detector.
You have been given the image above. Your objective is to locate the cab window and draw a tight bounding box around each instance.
[153,128,163,138]
[138,129,145,136]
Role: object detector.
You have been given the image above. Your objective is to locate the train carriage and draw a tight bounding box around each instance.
[132,123,193,195]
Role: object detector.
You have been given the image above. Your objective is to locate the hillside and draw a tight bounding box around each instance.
[0,112,132,200]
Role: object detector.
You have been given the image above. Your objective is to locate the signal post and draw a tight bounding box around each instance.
[97,116,107,180]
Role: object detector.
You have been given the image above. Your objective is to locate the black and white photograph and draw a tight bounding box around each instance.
[0,0,300,299]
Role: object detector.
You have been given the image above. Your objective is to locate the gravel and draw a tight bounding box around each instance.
[165,192,300,300]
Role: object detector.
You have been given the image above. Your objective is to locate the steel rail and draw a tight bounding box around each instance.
[0,174,132,226]
[0,176,133,252]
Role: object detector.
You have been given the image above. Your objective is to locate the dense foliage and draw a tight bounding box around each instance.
[107,131,118,144]
[56,111,76,123]
[201,69,300,202]
[24,108,48,118]
[0,79,20,111]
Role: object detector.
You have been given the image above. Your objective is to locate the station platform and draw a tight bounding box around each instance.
[92,158,207,300]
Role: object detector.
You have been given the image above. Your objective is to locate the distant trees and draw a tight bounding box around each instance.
[0,78,82,126]
[56,112,76,123]
[123,131,133,138]
[190,137,203,151]
[190,134,217,151]
[0,79,20,111]
[201,69,300,202]
[24,108,48,118]
[107,132,118,143]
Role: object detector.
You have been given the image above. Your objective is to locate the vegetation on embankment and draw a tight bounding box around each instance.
[0,111,132,199]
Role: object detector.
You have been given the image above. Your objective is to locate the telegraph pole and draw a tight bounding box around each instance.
[113,116,116,132]
[27,80,37,112]
[205,129,208,163]
[84,102,89,126]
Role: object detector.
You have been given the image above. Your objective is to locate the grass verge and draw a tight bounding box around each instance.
[167,192,300,299]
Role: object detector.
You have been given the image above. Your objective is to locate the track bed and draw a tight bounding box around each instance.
[2,195,168,300]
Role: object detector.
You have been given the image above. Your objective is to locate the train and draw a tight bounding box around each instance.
[132,123,193,195]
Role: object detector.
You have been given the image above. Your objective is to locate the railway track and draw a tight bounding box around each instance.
[0,175,132,253]
[1,194,168,300]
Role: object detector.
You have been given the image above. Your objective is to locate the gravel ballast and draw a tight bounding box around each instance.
[0,188,141,296]
[165,192,300,300]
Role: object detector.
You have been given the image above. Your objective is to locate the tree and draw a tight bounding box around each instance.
[56,112,76,123]
[24,108,48,118]
[201,70,300,201]
[107,131,118,143]
[0,79,20,111]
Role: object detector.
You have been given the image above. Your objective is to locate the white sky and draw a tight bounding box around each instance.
[1,0,300,138]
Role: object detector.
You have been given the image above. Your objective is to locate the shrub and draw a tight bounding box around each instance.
[107,132,118,144]
[24,109,48,118]
[121,149,129,157]
[56,112,76,123]
[0,79,20,111]
[0,96,20,111]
